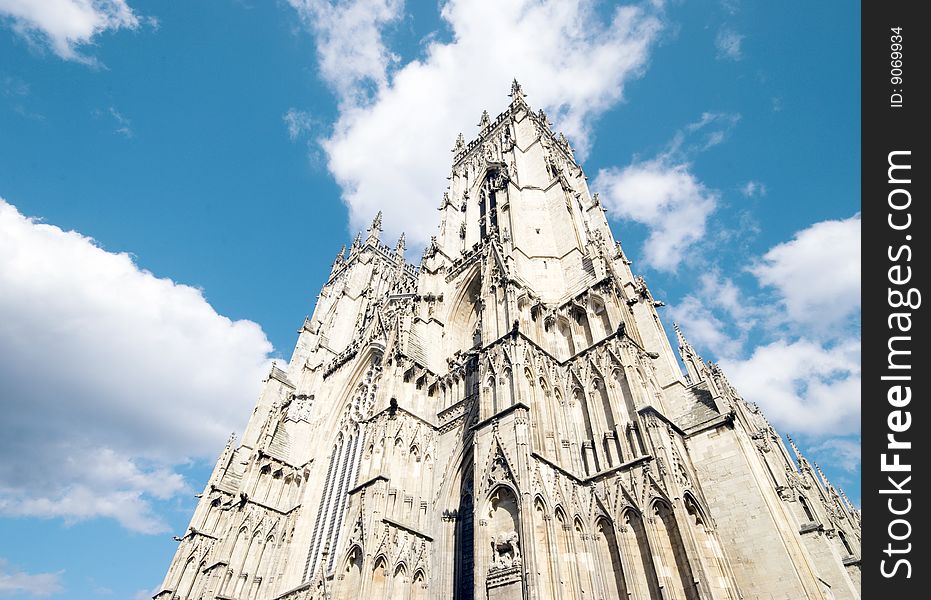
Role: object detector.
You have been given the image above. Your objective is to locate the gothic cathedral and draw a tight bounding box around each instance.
[155,81,861,600]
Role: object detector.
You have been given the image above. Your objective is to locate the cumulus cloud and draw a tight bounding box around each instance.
[670,216,861,439]
[288,0,664,246]
[593,110,739,272]
[750,214,861,333]
[595,160,717,272]
[0,559,63,597]
[720,338,860,436]
[667,272,760,356]
[0,199,274,533]
[0,0,147,64]
[288,0,403,109]
[715,27,743,61]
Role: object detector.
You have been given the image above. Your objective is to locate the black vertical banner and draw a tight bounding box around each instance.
[862,1,928,597]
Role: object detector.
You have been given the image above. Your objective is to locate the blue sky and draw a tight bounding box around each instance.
[0,1,859,598]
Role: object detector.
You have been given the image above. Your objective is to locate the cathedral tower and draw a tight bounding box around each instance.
[155,81,860,600]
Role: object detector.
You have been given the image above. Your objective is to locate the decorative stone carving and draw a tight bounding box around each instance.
[489,531,521,572]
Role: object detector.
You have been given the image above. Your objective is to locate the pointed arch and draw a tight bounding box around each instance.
[446,266,483,355]
[684,493,732,598]
[411,568,428,600]
[188,559,209,600]
[621,508,661,600]
[798,494,816,523]
[337,544,364,600]
[572,304,594,347]
[440,446,474,600]
[538,376,556,456]
[174,555,198,600]
[370,555,389,600]
[592,377,620,467]
[557,316,575,358]
[573,516,594,599]
[595,517,628,599]
[652,500,698,600]
[203,496,223,534]
[571,387,597,474]
[554,507,574,598]
[590,294,612,339]
[532,495,556,600]
[392,562,410,600]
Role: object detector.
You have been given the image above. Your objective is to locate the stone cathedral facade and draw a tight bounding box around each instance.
[155,82,861,600]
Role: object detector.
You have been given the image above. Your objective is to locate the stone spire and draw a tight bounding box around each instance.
[395,232,406,257]
[787,435,812,471]
[814,463,833,491]
[509,78,526,102]
[839,488,859,516]
[673,322,691,352]
[674,323,704,385]
[366,211,383,244]
[330,244,346,275]
[453,132,465,153]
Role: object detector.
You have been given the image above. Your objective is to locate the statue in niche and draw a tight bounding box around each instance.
[489,531,521,571]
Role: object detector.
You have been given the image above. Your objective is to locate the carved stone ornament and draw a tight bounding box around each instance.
[489,531,521,572]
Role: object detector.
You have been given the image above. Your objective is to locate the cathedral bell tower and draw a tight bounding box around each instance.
[154,81,860,600]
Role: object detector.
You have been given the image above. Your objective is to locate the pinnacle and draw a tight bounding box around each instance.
[478,110,491,129]
[452,132,465,153]
[673,322,691,352]
[509,78,526,100]
[333,244,346,266]
[366,211,383,242]
[786,435,810,468]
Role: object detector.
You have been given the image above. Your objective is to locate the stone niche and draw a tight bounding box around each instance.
[485,486,523,600]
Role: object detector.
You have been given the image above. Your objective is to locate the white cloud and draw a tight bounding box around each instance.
[682,111,740,151]
[741,180,766,197]
[0,559,63,597]
[0,0,146,64]
[667,272,760,356]
[668,295,741,357]
[287,0,403,109]
[0,199,274,533]
[750,214,860,334]
[289,0,664,246]
[283,108,314,141]
[720,338,860,436]
[108,107,132,138]
[715,27,743,61]
[593,110,739,273]
[670,216,861,438]
[809,437,861,473]
[594,159,717,272]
